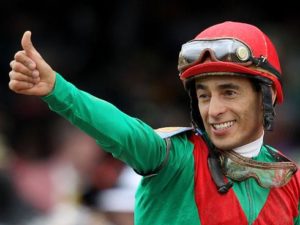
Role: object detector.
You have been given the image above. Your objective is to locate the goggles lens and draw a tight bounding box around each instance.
[178,38,281,80]
[178,38,252,71]
[219,147,297,188]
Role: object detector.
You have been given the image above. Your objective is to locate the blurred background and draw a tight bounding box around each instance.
[0,0,300,224]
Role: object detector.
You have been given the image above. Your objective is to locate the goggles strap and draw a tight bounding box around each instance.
[265,145,297,164]
[259,82,275,131]
[251,56,282,82]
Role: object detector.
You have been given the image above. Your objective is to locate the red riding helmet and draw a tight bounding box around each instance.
[178,21,283,103]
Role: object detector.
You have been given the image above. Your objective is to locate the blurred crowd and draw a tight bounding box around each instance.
[1,1,300,224]
[0,99,141,225]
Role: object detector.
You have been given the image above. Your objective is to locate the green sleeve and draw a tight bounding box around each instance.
[42,73,166,174]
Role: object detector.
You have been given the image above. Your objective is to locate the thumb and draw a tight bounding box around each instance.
[21,31,39,57]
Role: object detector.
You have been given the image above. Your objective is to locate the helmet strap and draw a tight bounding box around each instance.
[259,82,275,131]
[185,79,204,131]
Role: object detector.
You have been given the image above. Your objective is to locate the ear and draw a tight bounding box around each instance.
[271,85,277,105]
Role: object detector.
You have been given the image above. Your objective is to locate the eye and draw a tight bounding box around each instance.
[224,90,237,97]
[197,92,210,102]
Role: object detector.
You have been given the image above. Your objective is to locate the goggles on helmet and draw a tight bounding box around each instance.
[219,146,297,188]
[178,38,281,80]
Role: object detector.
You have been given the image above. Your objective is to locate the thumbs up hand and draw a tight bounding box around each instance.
[9,31,56,96]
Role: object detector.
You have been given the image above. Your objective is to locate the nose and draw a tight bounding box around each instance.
[208,95,226,118]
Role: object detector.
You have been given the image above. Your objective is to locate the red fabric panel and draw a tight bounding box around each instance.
[191,134,248,225]
[253,171,300,225]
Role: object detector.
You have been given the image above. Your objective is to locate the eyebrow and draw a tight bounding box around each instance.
[196,83,240,90]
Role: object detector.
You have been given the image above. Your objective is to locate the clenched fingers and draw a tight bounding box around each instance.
[8,79,34,92]
[10,60,39,78]
[9,71,40,84]
[14,51,36,70]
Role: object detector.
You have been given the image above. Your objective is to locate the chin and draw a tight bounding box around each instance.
[211,140,236,150]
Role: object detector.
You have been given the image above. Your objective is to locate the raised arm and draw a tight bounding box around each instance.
[8,31,168,175]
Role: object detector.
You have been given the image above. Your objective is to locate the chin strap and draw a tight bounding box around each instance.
[196,129,233,194]
[260,82,275,131]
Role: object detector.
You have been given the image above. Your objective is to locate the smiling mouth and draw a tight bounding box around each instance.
[211,121,235,130]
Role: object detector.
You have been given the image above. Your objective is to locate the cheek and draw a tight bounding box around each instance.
[198,104,212,131]
[241,99,263,127]
[198,103,208,119]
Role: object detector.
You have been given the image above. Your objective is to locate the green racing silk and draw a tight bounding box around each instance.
[42,73,300,225]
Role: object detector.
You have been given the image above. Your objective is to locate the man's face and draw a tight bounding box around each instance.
[195,75,264,150]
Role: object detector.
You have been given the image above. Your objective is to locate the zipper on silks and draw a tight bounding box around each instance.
[245,180,254,224]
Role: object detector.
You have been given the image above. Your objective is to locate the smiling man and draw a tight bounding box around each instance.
[195,75,265,150]
[8,21,300,224]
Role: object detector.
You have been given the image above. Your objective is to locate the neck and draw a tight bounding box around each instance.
[233,132,264,158]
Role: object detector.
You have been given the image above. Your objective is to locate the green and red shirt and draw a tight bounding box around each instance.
[42,73,300,225]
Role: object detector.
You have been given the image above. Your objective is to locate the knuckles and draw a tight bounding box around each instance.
[14,51,23,60]
[8,80,17,91]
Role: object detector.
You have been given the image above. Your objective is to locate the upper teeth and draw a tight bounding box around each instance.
[212,121,234,130]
